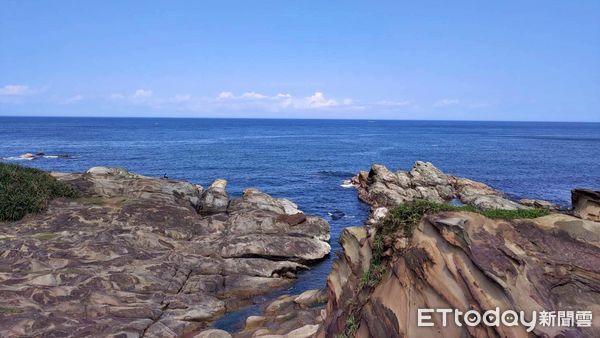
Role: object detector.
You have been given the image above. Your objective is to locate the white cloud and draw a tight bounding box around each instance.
[307,92,338,108]
[434,98,460,107]
[0,84,32,96]
[133,89,153,98]
[173,94,192,102]
[64,94,84,104]
[377,99,413,107]
[240,91,267,99]
[218,91,234,100]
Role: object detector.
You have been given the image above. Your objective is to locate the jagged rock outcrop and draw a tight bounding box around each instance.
[320,162,599,338]
[0,167,330,337]
[320,212,600,337]
[572,189,600,222]
[351,161,547,210]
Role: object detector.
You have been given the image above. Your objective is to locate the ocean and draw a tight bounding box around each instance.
[1,117,599,330]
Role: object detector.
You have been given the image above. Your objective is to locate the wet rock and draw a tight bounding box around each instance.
[0,167,330,337]
[572,188,600,222]
[328,210,345,220]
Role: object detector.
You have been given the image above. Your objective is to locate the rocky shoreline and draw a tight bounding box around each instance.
[320,162,600,338]
[0,166,329,337]
[1,161,599,337]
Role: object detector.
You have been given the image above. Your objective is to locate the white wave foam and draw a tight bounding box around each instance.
[340,180,354,188]
[2,156,33,161]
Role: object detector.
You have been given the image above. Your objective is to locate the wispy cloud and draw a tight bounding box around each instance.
[433,98,460,107]
[213,91,354,110]
[133,89,153,98]
[0,84,32,96]
[63,94,84,104]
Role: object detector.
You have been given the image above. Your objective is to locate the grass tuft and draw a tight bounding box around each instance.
[0,163,79,221]
[381,200,549,239]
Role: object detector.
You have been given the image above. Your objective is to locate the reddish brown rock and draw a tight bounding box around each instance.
[0,167,330,337]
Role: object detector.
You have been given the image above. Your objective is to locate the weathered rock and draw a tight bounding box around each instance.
[572,188,600,222]
[352,161,542,210]
[294,289,327,308]
[519,198,558,210]
[200,179,230,214]
[0,167,330,337]
[233,291,325,338]
[320,173,600,337]
[318,162,600,337]
[194,329,233,338]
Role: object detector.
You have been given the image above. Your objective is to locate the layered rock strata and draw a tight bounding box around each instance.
[0,167,330,337]
[320,162,600,338]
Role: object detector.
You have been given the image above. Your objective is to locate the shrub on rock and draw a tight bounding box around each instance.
[0,163,79,221]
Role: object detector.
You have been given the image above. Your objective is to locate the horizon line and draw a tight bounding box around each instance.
[0,114,599,124]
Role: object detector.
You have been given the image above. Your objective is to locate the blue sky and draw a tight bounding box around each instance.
[1,1,599,121]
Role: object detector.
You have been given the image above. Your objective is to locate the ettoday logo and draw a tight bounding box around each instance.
[417,308,593,332]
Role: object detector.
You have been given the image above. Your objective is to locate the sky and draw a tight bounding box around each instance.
[0,1,599,121]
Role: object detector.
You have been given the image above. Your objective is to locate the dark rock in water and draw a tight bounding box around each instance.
[35,152,45,156]
[329,209,345,220]
[572,188,600,222]
[277,212,306,226]
[0,166,330,337]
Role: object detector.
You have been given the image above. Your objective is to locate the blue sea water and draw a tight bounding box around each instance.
[1,117,599,330]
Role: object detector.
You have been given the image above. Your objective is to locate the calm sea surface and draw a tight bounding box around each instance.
[1,117,599,330]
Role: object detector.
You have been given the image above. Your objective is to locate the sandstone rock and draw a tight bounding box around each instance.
[244,316,267,330]
[200,179,230,214]
[194,329,233,338]
[285,324,319,337]
[572,188,600,222]
[276,212,306,226]
[321,211,600,337]
[519,198,557,210]
[233,291,323,338]
[293,289,327,308]
[352,161,540,210]
[0,167,330,337]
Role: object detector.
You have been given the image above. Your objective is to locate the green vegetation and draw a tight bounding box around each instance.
[0,163,79,221]
[364,200,549,289]
[381,200,549,239]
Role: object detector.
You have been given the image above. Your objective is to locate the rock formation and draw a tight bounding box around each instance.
[320,162,600,337]
[0,167,330,337]
[572,189,600,222]
[351,161,552,210]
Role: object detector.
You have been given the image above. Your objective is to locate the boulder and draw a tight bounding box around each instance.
[199,179,229,214]
[572,188,600,222]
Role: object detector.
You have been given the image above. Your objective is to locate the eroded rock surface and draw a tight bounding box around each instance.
[572,189,600,222]
[0,167,330,337]
[222,289,326,338]
[320,162,600,337]
[351,161,546,210]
